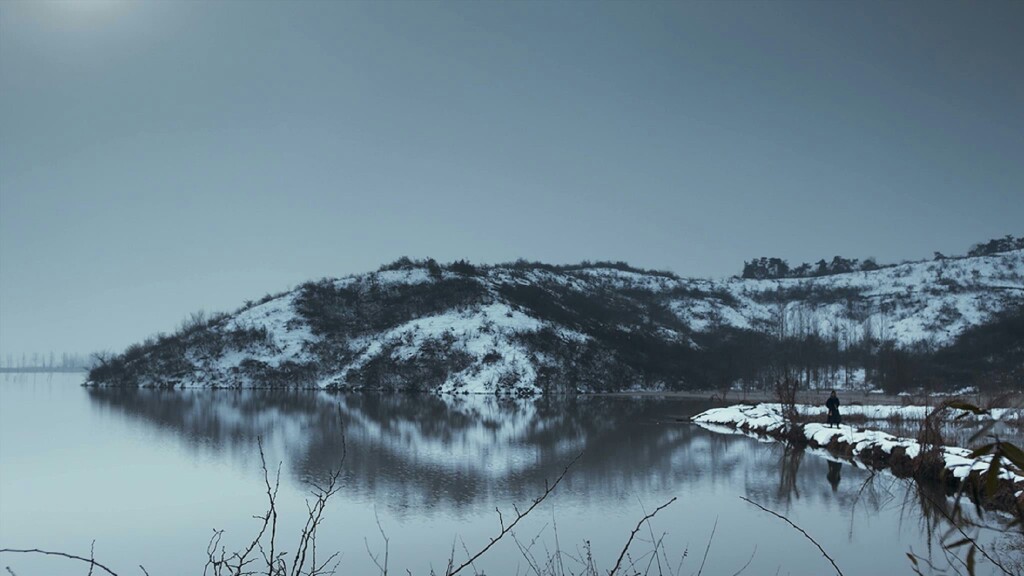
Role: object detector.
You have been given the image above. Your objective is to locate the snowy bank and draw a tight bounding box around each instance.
[693,403,1024,513]
[753,403,1024,423]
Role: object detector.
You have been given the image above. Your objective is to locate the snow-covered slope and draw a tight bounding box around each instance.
[709,251,1024,348]
[87,250,1024,394]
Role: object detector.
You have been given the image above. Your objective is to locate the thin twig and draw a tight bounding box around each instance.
[446,452,583,576]
[365,506,390,576]
[695,516,717,576]
[551,505,565,576]
[728,545,757,576]
[672,544,688,576]
[509,526,548,576]
[608,497,677,576]
[740,497,844,576]
[0,549,119,576]
[636,498,665,576]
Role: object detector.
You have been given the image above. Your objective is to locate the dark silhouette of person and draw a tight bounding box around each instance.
[826,390,841,428]
[827,460,842,492]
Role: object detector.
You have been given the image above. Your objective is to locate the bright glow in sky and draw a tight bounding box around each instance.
[1,0,1022,358]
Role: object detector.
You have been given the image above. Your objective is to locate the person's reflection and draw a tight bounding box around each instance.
[827,460,842,492]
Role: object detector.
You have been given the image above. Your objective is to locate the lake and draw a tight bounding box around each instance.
[1,373,1019,575]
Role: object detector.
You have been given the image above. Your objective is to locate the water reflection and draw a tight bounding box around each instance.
[1,379,1014,575]
[87,389,717,508]
[777,443,805,503]
[827,460,842,492]
[85,389,891,514]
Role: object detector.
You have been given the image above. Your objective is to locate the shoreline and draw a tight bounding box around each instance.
[76,380,1024,410]
[692,403,1024,516]
[580,389,1024,410]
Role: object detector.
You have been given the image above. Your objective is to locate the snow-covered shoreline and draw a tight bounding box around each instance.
[692,403,1024,508]
[769,402,1022,423]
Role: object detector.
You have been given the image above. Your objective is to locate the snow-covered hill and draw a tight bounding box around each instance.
[87,250,1024,394]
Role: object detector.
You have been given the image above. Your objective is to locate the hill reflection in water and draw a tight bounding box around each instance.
[86,389,878,510]
[78,387,1019,575]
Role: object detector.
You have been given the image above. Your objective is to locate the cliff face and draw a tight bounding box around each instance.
[87,250,1024,394]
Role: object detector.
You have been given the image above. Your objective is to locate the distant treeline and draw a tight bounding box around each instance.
[1,352,91,372]
[741,234,1023,280]
[379,256,681,280]
[87,263,1024,395]
[0,367,88,373]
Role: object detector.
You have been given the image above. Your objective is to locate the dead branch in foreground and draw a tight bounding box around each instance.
[740,496,844,576]
[444,451,584,576]
[205,408,347,576]
[0,546,123,576]
[608,497,678,576]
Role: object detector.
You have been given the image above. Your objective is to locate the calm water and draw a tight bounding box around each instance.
[1,374,1019,575]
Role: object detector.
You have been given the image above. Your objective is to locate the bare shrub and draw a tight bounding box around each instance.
[773,375,801,423]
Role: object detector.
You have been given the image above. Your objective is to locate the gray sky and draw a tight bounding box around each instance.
[1,0,1022,359]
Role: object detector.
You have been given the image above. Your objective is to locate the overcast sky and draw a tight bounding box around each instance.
[1,0,1022,359]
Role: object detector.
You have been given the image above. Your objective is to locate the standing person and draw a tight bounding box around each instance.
[826,390,841,428]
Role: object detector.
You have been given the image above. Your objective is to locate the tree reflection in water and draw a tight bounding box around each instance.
[776,443,804,505]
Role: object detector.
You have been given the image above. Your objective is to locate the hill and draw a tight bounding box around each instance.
[87,248,1024,394]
